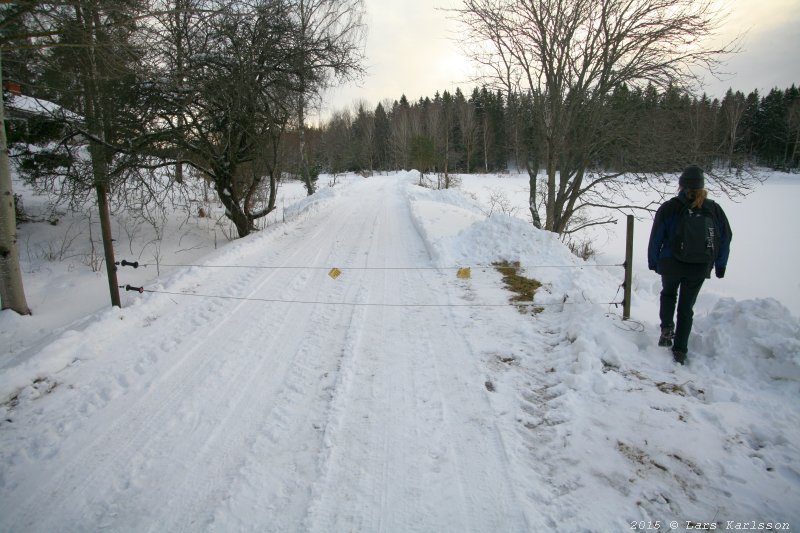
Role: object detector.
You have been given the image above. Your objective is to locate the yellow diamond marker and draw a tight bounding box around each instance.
[328,267,342,280]
[457,267,471,280]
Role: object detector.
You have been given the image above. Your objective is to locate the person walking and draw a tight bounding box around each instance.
[648,165,732,365]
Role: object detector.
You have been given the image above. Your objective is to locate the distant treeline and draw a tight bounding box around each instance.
[303,84,799,176]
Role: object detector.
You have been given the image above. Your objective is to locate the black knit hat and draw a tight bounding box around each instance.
[679,165,704,189]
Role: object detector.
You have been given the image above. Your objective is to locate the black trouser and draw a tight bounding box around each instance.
[659,274,705,353]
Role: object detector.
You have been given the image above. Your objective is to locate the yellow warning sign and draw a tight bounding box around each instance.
[328,267,342,280]
[457,267,471,280]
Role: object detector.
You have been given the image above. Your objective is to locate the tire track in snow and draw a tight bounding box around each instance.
[3,177,532,531]
[197,198,386,532]
[445,285,589,528]
[399,183,532,530]
[302,179,530,532]
[110,202,378,531]
[0,189,368,531]
[410,270,532,531]
[6,267,314,528]
[300,189,395,532]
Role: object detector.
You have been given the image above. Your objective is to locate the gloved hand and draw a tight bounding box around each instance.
[715,266,726,279]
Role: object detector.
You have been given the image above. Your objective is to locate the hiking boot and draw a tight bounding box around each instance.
[658,326,675,347]
[672,349,687,365]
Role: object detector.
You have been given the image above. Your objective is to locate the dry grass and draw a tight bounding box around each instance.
[493,260,544,314]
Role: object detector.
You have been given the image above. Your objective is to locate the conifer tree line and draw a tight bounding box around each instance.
[311,84,800,177]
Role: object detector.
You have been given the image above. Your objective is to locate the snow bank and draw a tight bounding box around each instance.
[407,178,800,379]
[406,179,800,528]
[406,183,626,307]
[283,181,341,221]
[693,297,800,381]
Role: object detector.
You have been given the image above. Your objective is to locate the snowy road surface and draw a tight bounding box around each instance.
[3,175,799,532]
[1,177,530,531]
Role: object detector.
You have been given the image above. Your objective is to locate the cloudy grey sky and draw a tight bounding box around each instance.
[314,0,800,122]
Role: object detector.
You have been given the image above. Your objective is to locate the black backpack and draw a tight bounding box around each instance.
[672,200,718,264]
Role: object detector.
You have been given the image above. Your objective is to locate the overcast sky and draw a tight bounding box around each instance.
[314,0,800,122]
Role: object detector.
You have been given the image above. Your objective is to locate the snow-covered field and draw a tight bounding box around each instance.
[457,170,800,319]
[1,171,798,531]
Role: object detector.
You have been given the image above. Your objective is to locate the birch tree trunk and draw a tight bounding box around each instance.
[0,51,31,315]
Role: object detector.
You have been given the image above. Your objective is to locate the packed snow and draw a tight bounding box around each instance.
[1,170,798,532]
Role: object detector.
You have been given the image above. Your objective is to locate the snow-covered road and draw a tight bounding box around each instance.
[3,175,800,532]
[0,177,530,531]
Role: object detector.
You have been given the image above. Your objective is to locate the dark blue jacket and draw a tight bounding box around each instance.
[648,191,732,278]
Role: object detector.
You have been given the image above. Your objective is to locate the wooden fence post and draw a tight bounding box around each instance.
[623,214,634,320]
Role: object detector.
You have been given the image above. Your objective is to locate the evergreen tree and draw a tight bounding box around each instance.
[455,88,478,172]
[740,90,760,158]
[488,89,506,171]
[373,102,390,170]
[352,102,375,171]
[15,0,148,308]
[786,85,800,169]
[755,88,789,168]
[410,134,435,179]
[390,97,412,169]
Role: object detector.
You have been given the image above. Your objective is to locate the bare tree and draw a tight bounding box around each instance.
[720,89,746,169]
[479,100,492,172]
[439,91,455,187]
[294,0,365,195]
[137,1,291,237]
[454,0,746,234]
[324,108,353,176]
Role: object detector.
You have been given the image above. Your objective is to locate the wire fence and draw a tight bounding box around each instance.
[116,259,626,271]
[117,255,629,311]
[119,284,624,308]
